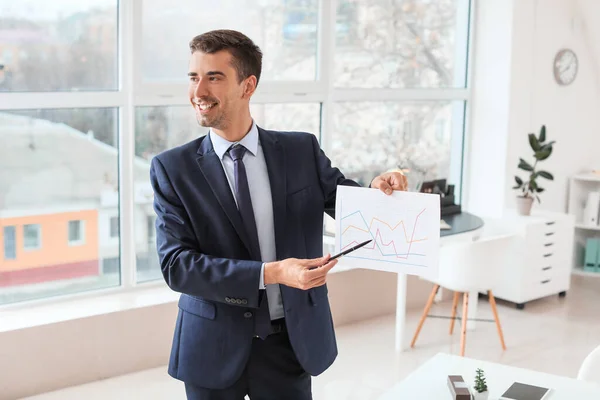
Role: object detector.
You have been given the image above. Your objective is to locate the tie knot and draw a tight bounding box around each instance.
[228,144,247,162]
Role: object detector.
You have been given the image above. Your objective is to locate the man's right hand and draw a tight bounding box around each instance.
[264,255,338,290]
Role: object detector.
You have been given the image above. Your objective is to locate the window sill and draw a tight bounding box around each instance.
[0,285,179,333]
[0,234,355,333]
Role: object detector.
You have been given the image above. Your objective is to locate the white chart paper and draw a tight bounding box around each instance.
[335,186,440,278]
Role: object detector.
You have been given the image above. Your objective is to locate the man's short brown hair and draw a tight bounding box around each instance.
[189,30,263,85]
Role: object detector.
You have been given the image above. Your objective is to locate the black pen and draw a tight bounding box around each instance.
[310,239,373,269]
[330,239,373,260]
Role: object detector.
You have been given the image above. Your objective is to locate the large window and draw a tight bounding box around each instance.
[334,0,469,88]
[331,101,465,189]
[142,0,319,82]
[0,0,472,305]
[328,0,471,195]
[0,1,118,92]
[0,107,120,304]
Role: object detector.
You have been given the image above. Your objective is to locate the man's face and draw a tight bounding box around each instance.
[188,50,247,130]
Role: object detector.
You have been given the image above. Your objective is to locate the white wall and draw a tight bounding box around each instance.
[505,0,600,212]
[0,270,441,400]
[0,302,178,400]
[467,0,600,215]
[466,0,514,217]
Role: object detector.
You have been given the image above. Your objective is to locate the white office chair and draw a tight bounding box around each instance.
[577,345,600,383]
[411,233,517,356]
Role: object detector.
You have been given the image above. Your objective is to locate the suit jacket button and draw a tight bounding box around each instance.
[225,297,231,303]
[244,312,253,318]
[241,299,248,305]
[236,299,242,304]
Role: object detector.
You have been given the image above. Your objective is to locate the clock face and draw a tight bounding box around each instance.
[553,49,578,86]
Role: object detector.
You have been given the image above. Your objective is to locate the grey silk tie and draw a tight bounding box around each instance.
[228,144,271,339]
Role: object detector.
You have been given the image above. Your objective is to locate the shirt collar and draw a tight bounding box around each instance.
[209,121,259,160]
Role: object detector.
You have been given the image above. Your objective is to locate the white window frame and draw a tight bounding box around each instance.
[68,220,86,246]
[0,0,475,305]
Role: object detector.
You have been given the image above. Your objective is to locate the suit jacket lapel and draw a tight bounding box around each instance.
[259,128,286,260]
[196,136,253,256]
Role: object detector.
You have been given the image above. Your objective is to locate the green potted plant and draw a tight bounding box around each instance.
[513,125,555,216]
[473,368,489,400]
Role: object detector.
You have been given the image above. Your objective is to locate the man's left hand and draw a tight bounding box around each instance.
[370,172,408,195]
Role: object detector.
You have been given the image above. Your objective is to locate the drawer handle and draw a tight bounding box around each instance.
[541,279,551,284]
[545,232,555,237]
[543,253,553,258]
[544,243,554,247]
[542,266,552,271]
[546,221,556,226]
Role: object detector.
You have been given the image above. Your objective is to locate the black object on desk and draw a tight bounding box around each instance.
[500,382,551,400]
[420,179,462,217]
[447,375,473,399]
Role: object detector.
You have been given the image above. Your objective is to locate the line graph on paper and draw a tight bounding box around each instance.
[335,186,440,276]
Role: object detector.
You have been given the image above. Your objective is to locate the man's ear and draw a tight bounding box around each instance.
[243,76,258,98]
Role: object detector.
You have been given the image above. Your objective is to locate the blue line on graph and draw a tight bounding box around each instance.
[341,209,422,258]
[341,210,362,220]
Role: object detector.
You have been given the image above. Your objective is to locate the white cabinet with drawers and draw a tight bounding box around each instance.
[493,210,575,309]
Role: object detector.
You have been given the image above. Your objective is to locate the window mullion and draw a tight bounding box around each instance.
[118,0,139,289]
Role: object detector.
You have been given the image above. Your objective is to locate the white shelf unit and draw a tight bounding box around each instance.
[567,174,600,278]
[492,210,574,308]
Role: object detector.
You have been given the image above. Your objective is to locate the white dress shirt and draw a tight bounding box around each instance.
[209,122,284,320]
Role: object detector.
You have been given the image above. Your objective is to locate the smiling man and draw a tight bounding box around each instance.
[150,29,407,400]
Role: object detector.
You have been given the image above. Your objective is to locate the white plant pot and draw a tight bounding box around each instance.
[473,390,489,400]
[516,196,534,216]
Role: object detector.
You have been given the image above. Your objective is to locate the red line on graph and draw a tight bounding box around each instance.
[341,209,427,259]
[342,215,427,243]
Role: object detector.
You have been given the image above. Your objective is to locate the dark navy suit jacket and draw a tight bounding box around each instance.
[150,127,358,389]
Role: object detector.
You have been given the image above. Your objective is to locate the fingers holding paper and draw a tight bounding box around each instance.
[370,172,409,195]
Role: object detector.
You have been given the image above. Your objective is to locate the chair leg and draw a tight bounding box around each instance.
[410,284,439,348]
[488,290,507,350]
[449,291,460,335]
[460,292,469,357]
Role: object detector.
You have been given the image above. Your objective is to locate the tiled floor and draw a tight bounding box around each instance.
[23,276,600,400]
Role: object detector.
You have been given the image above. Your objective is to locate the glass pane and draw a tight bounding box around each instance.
[134,102,321,282]
[142,0,318,82]
[3,226,17,260]
[0,1,118,92]
[69,221,78,241]
[23,224,41,249]
[0,108,120,305]
[109,216,119,238]
[68,220,84,243]
[331,101,464,189]
[334,0,470,88]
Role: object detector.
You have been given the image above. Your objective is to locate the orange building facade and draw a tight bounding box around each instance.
[0,210,100,287]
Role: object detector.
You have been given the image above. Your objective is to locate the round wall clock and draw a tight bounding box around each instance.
[553,48,578,86]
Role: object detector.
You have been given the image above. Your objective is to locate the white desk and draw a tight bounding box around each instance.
[379,353,600,399]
